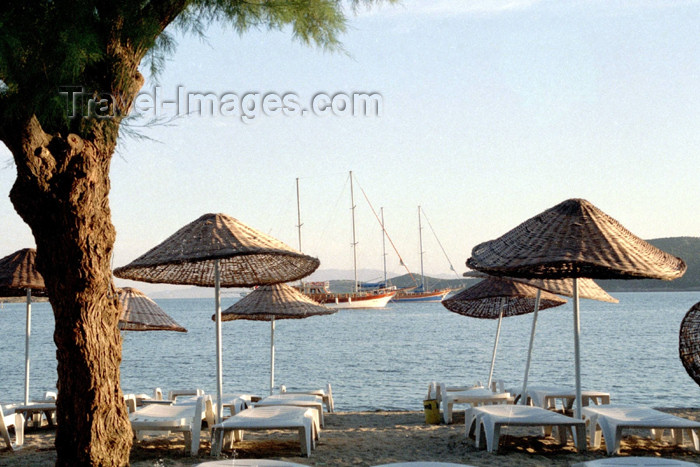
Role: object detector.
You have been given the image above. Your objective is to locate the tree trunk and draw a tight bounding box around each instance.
[8,117,132,466]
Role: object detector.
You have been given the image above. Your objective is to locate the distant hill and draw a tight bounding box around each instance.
[599,237,700,292]
[323,237,700,294]
[386,274,475,291]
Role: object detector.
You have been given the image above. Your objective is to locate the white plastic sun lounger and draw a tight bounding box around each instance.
[440,383,514,424]
[280,383,334,413]
[167,388,204,402]
[13,401,57,428]
[519,385,611,412]
[210,405,318,457]
[170,393,254,416]
[217,394,257,416]
[130,395,214,456]
[1,404,24,451]
[195,460,310,466]
[467,404,586,453]
[372,463,478,466]
[133,388,164,406]
[581,405,700,455]
[571,457,700,466]
[255,394,325,427]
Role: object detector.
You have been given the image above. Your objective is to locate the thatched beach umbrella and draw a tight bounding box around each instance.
[679,301,700,388]
[117,287,186,332]
[219,283,336,394]
[0,248,46,404]
[467,198,686,417]
[464,271,618,399]
[114,213,320,424]
[442,278,567,389]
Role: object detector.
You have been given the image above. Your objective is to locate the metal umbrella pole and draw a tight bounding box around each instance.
[520,289,541,404]
[24,288,31,405]
[486,302,505,390]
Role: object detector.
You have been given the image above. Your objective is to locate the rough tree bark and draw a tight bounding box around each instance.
[3,39,145,460]
[5,116,133,466]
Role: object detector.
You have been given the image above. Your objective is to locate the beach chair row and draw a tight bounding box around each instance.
[128,384,332,457]
[427,380,700,456]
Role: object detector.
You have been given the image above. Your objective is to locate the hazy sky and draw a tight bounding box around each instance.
[1,0,699,286]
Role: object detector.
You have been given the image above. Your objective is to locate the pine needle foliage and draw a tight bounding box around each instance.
[0,0,391,140]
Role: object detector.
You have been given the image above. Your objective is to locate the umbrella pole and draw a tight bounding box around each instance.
[24,288,31,405]
[215,260,223,423]
[270,317,275,395]
[211,260,225,455]
[520,289,541,404]
[487,306,504,390]
[573,277,582,419]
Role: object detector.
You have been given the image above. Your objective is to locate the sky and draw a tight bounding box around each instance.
[1,0,699,290]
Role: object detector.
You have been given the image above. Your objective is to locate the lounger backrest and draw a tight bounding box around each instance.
[427,381,441,401]
[123,394,137,413]
[325,383,334,411]
[438,383,446,405]
[168,388,204,401]
[187,395,212,456]
[490,380,505,393]
[203,395,215,429]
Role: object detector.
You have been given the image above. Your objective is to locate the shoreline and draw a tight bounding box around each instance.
[3,409,700,466]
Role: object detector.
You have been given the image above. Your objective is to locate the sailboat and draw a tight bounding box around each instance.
[294,172,397,309]
[391,206,451,303]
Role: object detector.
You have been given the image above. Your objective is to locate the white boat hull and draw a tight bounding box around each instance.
[303,290,396,309]
[392,289,451,303]
[326,291,396,309]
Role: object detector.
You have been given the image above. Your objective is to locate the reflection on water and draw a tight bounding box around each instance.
[1,291,699,410]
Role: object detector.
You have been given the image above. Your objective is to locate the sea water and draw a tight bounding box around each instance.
[1,291,699,410]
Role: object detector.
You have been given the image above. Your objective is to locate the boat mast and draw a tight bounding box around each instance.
[296,177,303,251]
[350,171,358,293]
[296,177,303,287]
[381,207,387,285]
[418,205,425,291]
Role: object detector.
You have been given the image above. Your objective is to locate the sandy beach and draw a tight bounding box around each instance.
[3,408,700,466]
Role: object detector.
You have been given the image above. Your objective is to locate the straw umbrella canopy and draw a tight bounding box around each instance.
[679,301,700,387]
[464,270,618,400]
[117,287,186,332]
[0,248,46,404]
[114,213,320,424]
[467,198,687,417]
[442,278,567,388]
[219,283,336,394]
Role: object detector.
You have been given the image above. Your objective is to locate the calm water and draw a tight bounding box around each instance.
[1,291,700,410]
